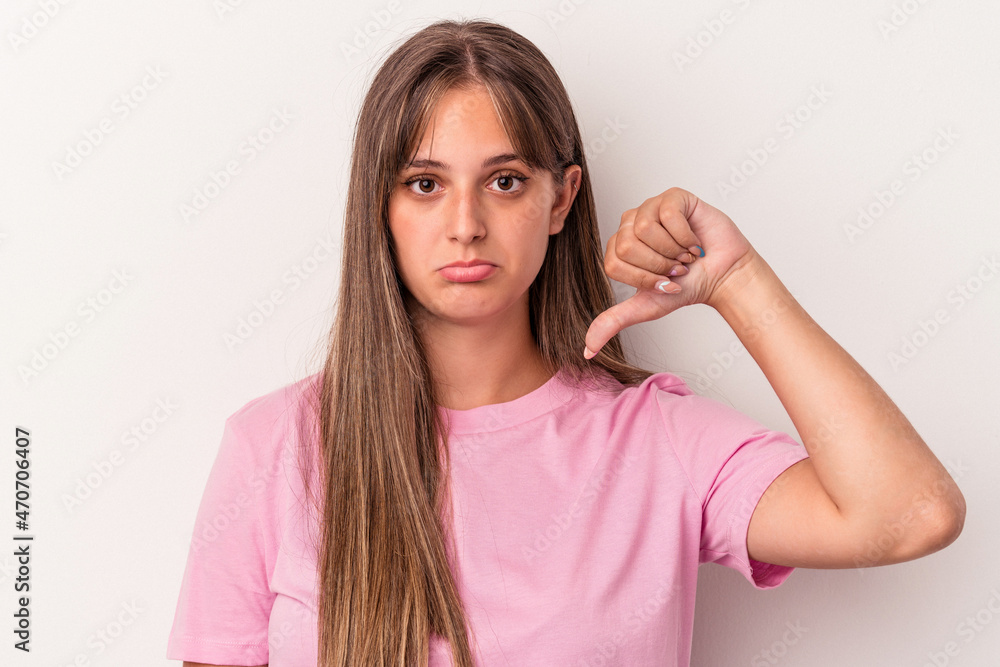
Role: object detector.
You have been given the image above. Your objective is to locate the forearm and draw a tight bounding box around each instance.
[710,251,964,532]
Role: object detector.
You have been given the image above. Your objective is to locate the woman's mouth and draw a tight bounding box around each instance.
[438,264,497,282]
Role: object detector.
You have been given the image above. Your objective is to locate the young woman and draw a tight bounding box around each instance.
[166,18,966,667]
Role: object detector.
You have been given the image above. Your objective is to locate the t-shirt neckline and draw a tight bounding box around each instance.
[436,366,578,435]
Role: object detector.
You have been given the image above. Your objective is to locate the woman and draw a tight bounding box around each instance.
[166,18,966,667]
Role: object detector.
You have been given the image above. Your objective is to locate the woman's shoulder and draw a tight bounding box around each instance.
[588,367,770,440]
[628,369,696,396]
[223,371,324,444]
[587,367,697,405]
[617,369,748,418]
[563,366,701,424]
[615,368,786,446]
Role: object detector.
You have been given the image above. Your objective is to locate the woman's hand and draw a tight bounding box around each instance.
[584,188,966,568]
[584,187,759,358]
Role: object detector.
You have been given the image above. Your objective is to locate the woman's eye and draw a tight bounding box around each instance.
[404,173,526,195]
[408,178,437,194]
[491,173,526,192]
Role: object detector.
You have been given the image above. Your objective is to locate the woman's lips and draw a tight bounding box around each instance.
[438,264,497,282]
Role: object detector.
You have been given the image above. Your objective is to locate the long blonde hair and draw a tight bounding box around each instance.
[300,18,656,666]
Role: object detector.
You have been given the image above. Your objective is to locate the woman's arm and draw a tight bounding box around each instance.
[711,249,966,568]
[585,186,965,569]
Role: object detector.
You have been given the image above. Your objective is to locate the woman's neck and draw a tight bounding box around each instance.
[413,303,555,411]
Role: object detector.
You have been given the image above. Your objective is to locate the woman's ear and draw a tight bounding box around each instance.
[549,164,583,235]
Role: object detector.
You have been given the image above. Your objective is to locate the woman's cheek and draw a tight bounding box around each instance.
[519,192,549,226]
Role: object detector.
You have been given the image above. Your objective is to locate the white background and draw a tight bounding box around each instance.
[3,1,999,665]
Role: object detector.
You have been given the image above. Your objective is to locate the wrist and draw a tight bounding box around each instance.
[708,252,795,336]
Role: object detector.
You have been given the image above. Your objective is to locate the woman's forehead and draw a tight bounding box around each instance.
[404,89,521,166]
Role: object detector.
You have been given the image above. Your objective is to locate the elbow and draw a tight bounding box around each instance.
[904,481,967,561]
[867,479,967,566]
[928,484,966,553]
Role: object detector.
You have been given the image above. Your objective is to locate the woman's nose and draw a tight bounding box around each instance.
[446,187,486,242]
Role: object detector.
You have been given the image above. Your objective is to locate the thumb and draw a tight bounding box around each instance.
[583,288,684,359]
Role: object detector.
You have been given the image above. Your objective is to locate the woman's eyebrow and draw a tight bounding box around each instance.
[404,153,523,170]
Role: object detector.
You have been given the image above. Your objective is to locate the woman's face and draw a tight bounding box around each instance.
[388,84,579,329]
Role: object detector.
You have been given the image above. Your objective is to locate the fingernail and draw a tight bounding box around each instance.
[689,245,705,258]
[583,345,597,359]
[677,252,694,263]
[668,264,688,277]
[656,279,682,294]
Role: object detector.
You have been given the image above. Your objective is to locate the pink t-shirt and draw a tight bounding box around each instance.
[166,366,809,666]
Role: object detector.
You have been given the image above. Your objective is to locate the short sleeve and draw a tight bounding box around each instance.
[166,415,274,665]
[655,380,810,589]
